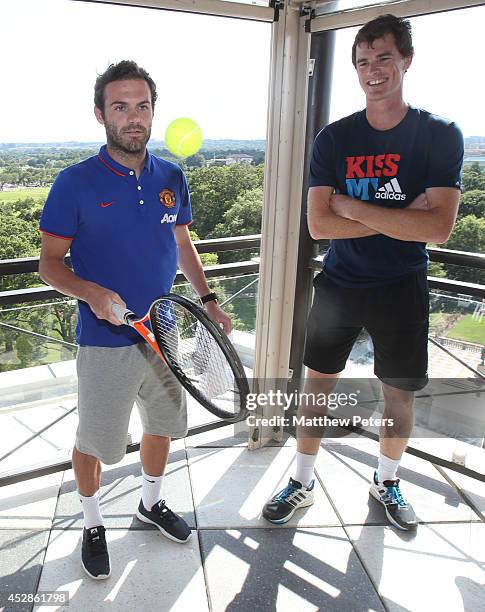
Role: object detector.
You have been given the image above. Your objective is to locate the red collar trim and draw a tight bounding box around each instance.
[97,154,126,177]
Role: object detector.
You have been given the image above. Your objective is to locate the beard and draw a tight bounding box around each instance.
[104,120,151,155]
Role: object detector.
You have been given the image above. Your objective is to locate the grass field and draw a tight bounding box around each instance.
[446,314,485,344]
[0,187,49,203]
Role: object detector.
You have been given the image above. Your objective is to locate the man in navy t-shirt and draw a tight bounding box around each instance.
[39,61,231,579]
[263,15,463,530]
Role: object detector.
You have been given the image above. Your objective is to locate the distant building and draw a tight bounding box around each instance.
[226,154,253,165]
[465,135,485,147]
[464,155,485,168]
[206,154,253,167]
[206,158,229,167]
[464,136,485,167]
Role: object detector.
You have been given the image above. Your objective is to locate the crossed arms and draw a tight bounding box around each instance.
[307,186,460,243]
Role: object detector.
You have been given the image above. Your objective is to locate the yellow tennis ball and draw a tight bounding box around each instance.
[165,118,203,158]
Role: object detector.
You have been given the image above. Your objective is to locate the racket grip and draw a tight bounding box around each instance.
[112,302,134,324]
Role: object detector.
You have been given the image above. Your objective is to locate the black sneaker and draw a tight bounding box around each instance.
[370,471,418,531]
[81,526,110,580]
[136,499,192,543]
[262,477,315,524]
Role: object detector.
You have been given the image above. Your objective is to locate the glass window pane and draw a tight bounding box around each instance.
[0,0,270,144]
[0,0,268,478]
[323,7,485,475]
[329,6,485,135]
[328,6,485,262]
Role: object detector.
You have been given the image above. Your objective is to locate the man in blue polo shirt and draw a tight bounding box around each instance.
[39,60,231,580]
[262,15,463,530]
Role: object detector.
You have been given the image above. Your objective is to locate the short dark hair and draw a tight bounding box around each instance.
[352,14,414,67]
[94,60,158,112]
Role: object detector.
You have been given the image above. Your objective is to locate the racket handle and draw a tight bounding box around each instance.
[112,303,135,324]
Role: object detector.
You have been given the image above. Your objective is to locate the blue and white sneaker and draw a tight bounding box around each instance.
[262,477,315,524]
[370,471,418,531]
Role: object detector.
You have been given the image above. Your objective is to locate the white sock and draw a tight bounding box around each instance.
[141,468,163,511]
[79,490,104,529]
[294,451,317,487]
[377,453,400,483]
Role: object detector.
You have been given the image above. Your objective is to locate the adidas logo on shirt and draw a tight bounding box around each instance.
[374,178,407,201]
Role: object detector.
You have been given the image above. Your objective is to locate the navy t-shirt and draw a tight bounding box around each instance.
[309,106,464,287]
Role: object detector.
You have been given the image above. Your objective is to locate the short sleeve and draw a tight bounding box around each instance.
[176,170,193,226]
[39,169,79,239]
[309,126,338,188]
[425,121,464,191]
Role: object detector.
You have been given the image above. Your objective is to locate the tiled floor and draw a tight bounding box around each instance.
[1,430,484,612]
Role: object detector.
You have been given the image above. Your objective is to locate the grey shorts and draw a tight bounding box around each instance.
[75,343,187,464]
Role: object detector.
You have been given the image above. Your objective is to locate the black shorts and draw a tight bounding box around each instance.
[303,269,429,391]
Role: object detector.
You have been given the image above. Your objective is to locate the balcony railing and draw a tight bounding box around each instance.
[0,235,261,305]
[312,246,485,299]
[0,237,484,487]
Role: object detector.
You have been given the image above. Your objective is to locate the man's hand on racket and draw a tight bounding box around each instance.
[85,285,126,326]
[203,301,232,334]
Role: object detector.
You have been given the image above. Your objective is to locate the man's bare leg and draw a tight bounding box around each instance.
[140,433,170,476]
[297,368,341,455]
[139,433,170,511]
[73,446,102,496]
[73,446,105,530]
[379,382,415,463]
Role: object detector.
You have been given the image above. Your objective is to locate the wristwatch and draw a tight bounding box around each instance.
[200,292,218,305]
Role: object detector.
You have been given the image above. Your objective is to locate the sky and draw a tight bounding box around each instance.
[0,0,484,143]
[0,0,272,142]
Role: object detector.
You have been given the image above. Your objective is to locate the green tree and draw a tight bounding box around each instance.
[428,261,446,278]
[189,229,218,266]
[447,214,485,252]
[0,212,39,260]
[214,187,263,238]
[51,301,77,346]
[15,333,47,369]
[186,153,205,168]
[445,214,485,284]
[0,204,53,365]
[458,189,485,220]
[212,186,263,264]
[187,164,264,239]
[11,197,45,224]
[462,162,485,192]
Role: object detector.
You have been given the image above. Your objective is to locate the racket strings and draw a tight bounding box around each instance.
[152,300,242,415]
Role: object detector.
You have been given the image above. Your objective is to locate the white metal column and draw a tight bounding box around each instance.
[249,3,312,448]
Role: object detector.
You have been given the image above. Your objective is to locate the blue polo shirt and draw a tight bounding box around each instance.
[40,145,192,347]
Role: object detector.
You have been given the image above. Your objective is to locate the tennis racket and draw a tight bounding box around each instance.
[112,294,249,422]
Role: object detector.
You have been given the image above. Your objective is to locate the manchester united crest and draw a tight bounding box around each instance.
[159,188,176,208]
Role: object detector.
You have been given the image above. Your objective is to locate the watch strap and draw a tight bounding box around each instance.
[200,292,218,305]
